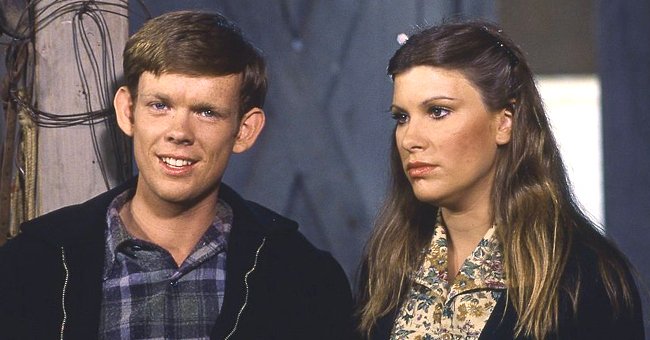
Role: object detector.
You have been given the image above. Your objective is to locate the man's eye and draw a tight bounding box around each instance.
[151,102,168,110]
[198,109,216,118]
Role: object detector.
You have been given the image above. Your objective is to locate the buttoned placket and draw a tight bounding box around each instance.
[392,223,507,340]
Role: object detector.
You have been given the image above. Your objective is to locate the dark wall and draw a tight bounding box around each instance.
[599,0,650,334]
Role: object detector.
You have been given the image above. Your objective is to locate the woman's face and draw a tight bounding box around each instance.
[391,66,512,211]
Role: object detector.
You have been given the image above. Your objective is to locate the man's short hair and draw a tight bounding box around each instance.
[123,10,267,115]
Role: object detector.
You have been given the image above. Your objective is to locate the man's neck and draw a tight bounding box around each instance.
[119,192,220,266]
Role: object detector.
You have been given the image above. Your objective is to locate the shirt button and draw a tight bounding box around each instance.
[442,334,452,340]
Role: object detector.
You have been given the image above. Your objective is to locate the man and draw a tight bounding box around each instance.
[0,11,354,339]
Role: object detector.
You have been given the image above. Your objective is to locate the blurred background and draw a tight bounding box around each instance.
[1,0,649,332]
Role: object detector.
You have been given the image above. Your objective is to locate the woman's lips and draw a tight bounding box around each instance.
[406,161,436,178]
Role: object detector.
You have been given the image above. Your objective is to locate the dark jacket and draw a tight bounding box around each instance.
[370,241,645,340]
[0,180,356,340]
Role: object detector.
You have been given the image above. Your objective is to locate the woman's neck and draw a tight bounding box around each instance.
[441,207,493,282]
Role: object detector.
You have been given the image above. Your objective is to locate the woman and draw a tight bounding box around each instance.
[357,21,644,340]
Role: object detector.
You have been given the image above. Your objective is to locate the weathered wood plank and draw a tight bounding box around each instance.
[35,0,128,215]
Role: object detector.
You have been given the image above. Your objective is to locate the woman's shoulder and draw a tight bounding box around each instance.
[564,226,636,282]
[564,230,638,305]
[558,232,645,339]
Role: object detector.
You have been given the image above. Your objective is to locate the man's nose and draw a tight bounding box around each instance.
[165,111,194,145]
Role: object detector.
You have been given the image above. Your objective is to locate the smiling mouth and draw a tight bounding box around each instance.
[160,157,196,168]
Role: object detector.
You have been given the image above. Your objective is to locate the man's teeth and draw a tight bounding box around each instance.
[162,157,193,167]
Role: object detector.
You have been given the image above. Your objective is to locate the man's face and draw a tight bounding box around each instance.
[115,71,264,208]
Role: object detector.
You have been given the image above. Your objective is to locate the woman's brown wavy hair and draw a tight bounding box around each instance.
[357,20,636,339]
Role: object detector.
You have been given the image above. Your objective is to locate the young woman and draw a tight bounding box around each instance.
[357,21,644,340]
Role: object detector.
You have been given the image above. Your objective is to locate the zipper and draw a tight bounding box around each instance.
[224,237,266,340]
[58,238,266,339]
[60,247,70,340]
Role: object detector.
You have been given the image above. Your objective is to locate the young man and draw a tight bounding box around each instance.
[0,11,354,339]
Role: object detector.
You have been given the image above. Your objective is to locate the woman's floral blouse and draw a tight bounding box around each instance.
[391,218,506,340]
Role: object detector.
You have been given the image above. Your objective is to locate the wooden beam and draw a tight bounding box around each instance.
[0,97,17,244]
[35,0,128,215]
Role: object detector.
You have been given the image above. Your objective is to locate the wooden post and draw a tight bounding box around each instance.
[0,97,18,244]
[34,0,128,215]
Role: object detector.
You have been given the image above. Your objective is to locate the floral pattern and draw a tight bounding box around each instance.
[391,217,506,340]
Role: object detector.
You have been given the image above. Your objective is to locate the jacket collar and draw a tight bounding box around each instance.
[19,177,298,339]
[19,178,298,247]
[210,183,300,338]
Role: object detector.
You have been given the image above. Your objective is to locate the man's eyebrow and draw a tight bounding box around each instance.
[139,92,170,102]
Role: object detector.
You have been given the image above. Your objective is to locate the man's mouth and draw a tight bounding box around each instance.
[160,157,195,168]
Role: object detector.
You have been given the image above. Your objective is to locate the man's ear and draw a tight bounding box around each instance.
[495,103,514,145]
[233,107,265,153]
[114,86,135,137]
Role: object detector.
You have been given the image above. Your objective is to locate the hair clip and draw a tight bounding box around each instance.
[481,26,519,66]
[396,33,409,45]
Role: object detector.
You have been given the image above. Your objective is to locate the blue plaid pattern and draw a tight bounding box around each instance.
[99,190,232,339]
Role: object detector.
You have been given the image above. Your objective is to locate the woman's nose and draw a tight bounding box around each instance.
[398,120,426,152]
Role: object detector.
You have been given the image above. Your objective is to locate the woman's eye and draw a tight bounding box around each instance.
[429,106,451,119]
[391,112,408,124]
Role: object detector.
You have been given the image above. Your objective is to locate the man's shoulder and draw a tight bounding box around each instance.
[219,183,299,235]
[220,183,341,270]
[8,180,133,249]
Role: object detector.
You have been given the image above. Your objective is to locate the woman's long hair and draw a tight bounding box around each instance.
[358,21,636,339]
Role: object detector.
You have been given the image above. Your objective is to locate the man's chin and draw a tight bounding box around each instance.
[159,186,221,207]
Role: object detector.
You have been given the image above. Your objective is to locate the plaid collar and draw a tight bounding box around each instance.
[103,189,233,279]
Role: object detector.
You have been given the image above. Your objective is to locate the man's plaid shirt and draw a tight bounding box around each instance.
[99,190,232,339]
